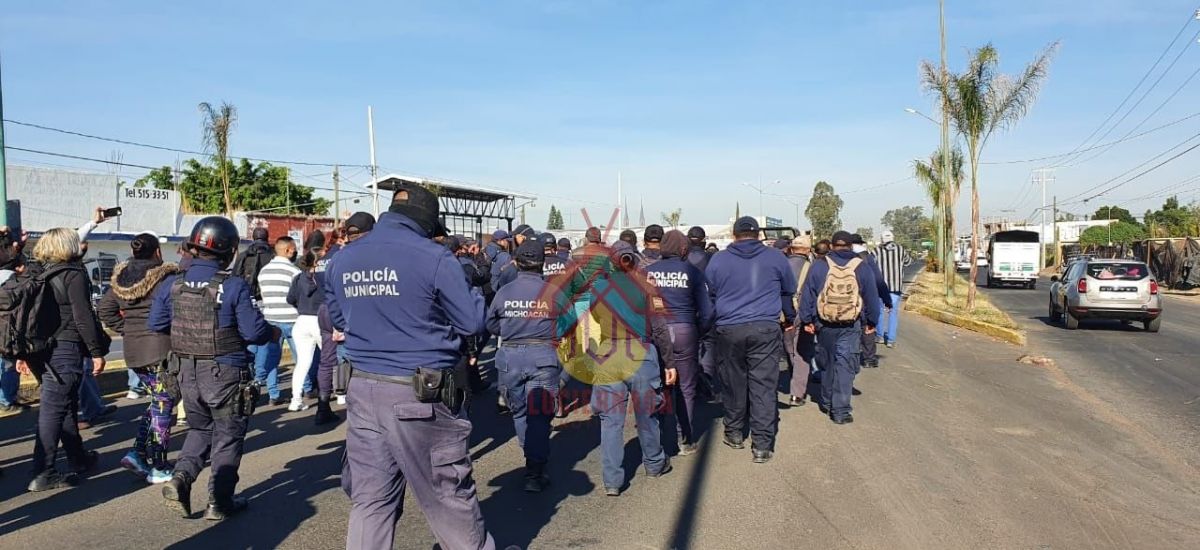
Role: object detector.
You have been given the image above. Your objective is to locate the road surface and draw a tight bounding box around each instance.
[1,270,1198,549]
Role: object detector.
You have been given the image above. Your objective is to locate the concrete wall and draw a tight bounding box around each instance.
[7,165,182,235]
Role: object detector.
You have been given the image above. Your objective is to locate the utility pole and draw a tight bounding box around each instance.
[939,0,952,298]
[1033,168,1056,268]
[368,106,379,217]
[333,164,341,221]
[285,166,291,216]
[0,55,8,226]
[1052,195,1059,267]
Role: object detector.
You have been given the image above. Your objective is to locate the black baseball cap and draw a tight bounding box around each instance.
[849,233,866,245]
[734,216,760,233]
[345,212,376,235]
[831,231,854,245]
[644,224,664,243]
[773,238,792,250]
[539,232,557,248]
[515,239,544,263]
[687,226,706,240]
[557,237,572,250]
[390,182,446,236]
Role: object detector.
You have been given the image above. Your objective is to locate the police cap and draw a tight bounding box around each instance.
[515,239,545,266]
[644,224,664,243]
[687,226,706,240]
[539,232,557,249]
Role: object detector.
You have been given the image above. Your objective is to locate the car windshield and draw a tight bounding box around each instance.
[1086,262,1149,281]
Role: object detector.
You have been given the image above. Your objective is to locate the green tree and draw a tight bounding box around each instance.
[914,146,964,292]
[546,205,564,230]
[136,158,331,215]
[854,227,874,242]
[805,181,843,240]
[199,101,237,217]
[661,208,682,227]
[1144,196,1198,237]
[1078,221,1146,248]
[1092,205,1137,225]
[921,42,1057,309]
[880,206,930,250]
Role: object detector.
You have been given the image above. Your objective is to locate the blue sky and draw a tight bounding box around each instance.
[3,0,1200,234]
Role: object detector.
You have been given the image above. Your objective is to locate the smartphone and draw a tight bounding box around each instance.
[102,207,123,218]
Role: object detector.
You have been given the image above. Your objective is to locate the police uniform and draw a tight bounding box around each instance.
[705,217,797,463]
[486,240,562,492]
[487,230,516,293]
[644,230,713,453]
[642,224,665,263]
[540,233,569,279]
[148,216,272,520]
[326,184,494,550]
[684,226,719,397]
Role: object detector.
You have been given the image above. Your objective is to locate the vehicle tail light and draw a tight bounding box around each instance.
[1077,278,1087,293]
[1150,280,1159,295]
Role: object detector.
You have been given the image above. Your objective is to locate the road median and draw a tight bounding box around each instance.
[904,270,1026,346]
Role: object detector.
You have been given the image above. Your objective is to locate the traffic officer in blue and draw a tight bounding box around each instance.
[541,232,569,278]
[556,238,572,261]
[799,231,880,425]
[148,216,273,520]
[325,182,494,550]
[644,230,713,455]
[486,239,564,493]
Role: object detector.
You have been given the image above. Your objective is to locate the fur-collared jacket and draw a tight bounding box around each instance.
[97,259,180,370]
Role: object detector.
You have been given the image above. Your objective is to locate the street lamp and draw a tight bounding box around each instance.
[904,107,939,125]
[742,179,781,222]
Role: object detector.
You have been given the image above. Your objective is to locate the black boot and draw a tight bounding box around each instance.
[204,495,249,521]
[523,461,550,493]
[314,398,339,426]
[162,473,193,517]
[28,469,76,492]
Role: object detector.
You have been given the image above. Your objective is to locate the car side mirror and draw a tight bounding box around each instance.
[1050,275,1058,283]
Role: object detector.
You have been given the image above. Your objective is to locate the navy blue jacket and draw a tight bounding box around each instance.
[799,249,882,327]
[705,239,797,326]
[287,271,324,316]
[314,243,340,292]
[556,250,570,262]
[458,255,489,288]
[644,256,713,330]
[148,258,272,368]
[486,271,560,342]
[686,245,711,273]
[487,242,516,291]
[543,254,569,278]
[862,253,893,309]
[642,248,663,263]
[324,213,485,376]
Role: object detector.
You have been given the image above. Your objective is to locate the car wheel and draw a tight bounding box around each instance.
[1145,317,1161,333]
[1065,310,1080,330]
[1048,299,1059,322]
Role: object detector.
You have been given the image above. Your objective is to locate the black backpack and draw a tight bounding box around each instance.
[0,264,69,359]
[232,243,271,300]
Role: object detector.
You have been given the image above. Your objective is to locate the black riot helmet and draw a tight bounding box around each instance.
[539,232,557,252]
[186,216,240,261]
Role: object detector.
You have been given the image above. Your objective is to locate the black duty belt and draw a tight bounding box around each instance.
[501,339,556,347]
[818,321,858,328]
[351,369,414,386]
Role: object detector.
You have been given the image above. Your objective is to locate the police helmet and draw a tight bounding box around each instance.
[186,216,240,259]
[539,232,557,251]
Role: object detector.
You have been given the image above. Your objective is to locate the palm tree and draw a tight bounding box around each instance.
[921,42,1057,309]
[913,147,964,299]
[199,101,238,217]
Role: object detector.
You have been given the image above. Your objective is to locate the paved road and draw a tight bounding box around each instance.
[2,269,1198,548]
[977,272,1200,446]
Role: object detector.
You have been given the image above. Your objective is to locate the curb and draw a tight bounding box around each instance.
[905,303,1027,346]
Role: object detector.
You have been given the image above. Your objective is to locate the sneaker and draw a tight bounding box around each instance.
[604,486,621,497]
[72,451,100,474]
[204,496,249,521]
[95,404,118,420]
[677,442,699,456]
[336,395,347,406]
[125,391,143,400]
[28,470,77,492]
[886,341,895,349]
[646,460,673,478]
[120,451,151,477]
[146,468,174,485]
[287,400,309,412]
[0,403,25,417]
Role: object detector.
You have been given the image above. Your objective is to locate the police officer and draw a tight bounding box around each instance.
[326,183,494,550]
[850,234,891,370]
[685,226,712,272]
[644,230,713,456]
[705,216,797,464]
[642,224,664,262]
[487,230,516,293]
[799,231,880,425]
[685,225,718,399]
[541,233,569,278]
[149,216,273,520]
[619,229,638,250]
[589,241,673,496]
[316,212,374,421]
[487,239,563,493]
[556,238,572,261]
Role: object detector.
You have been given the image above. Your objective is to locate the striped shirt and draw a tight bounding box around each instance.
[873,242,912,294]
[258,256,301,324]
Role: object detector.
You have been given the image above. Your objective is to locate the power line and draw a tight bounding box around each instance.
[1062,136,1200,206]
[980,109,1200,165]
[840,175,915,195]
[1058,129,1200,203]
[2,118,372,168]
[1050,9,1198,168]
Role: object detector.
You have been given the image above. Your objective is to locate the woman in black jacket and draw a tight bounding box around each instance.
[97,233,179,484]
[22,227,110,492]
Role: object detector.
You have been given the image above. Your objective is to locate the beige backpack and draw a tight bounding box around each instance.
[817,257,863,323]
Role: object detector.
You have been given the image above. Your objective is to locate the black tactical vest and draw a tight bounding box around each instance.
[169,272,246,358]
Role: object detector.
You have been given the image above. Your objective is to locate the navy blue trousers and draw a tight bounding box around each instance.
[817,323,862,419]
[173,358,250,501]
[496,344,560,464]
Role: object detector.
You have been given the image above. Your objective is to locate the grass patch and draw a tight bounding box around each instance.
[905,270,1020,330]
